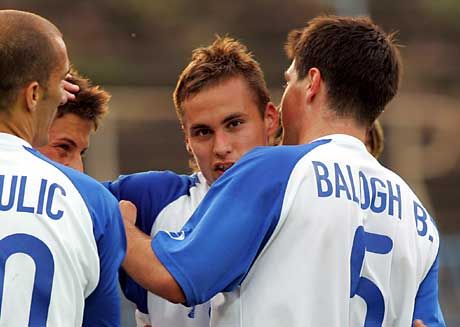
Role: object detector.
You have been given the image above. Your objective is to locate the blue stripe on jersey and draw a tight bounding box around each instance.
[105,171,200,235]
[105,171,200,313]
[413,253,446,326]
[153,140,330,306]
[25,147,126,326]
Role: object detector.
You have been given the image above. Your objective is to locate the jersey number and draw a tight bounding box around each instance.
[350,226,393,326]
[0,233,55,325]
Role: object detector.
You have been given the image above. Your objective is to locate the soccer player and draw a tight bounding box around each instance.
[0,10,125,326]
[120,16,445,326]
[38,69,110,172]
[105,36,279,326]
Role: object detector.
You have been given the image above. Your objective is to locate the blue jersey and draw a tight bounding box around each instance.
[106,171,211,327]
[152,134,445,327]
[0,133,126,326]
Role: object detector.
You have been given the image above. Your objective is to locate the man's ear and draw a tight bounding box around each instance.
[181,124,193,154]
[184,137,193,155]
[263,102,280,138]
[305,68,322,104]
[25,81,41,112]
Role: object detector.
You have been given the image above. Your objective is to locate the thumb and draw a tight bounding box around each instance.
[119,200,137,224]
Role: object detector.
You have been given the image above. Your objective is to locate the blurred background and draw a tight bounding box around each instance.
[3,0,459,325]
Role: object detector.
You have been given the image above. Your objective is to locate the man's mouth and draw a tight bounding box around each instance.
[214,162,234,174]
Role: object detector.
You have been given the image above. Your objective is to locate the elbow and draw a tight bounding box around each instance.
[144,273,186,305]
[167,290,186,304]
[163,276,186,304]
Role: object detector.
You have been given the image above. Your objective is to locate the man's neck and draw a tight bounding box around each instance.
[298,115,367,145]
[0,107,34,145]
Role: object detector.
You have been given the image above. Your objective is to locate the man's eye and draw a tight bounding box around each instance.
[194,129,211,137]
[228,120,243,128]
[58,144,70,151]
[55,144,71,157]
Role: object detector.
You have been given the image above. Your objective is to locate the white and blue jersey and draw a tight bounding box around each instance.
[0,133,126,326]
[152,134,445,327]
[106,171,211,327]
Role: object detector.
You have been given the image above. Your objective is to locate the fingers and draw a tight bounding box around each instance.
[119,200,138,225]
[60,74,80,105]
[413,319,427,327]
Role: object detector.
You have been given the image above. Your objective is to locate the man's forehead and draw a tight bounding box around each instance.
[287,60,296,73]
[285,60,297,80]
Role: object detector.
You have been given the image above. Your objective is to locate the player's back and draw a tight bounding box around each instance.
[0,134,124,326]
[235,134,442,326]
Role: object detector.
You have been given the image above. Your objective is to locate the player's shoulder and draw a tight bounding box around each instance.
[109,170,201,196]
[378,162,418,198]
[115,170,197,187]
[24,146,119,234]
[217,140,331,190]
[238,139,332,170]
[25,146,110,198]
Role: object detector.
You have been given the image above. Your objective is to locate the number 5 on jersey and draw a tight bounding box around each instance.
[350,226,393,326]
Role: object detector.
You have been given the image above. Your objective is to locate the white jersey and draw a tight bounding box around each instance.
[0,133,125,326]
[152,134,445,327]
[106,171,211,326]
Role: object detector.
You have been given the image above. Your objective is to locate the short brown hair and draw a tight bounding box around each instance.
[56,69,110,130]
[0,10,62,112]
[285,16,401,126]
[173,36,270,124]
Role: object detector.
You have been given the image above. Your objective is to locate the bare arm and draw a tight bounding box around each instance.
[119,200,186,304]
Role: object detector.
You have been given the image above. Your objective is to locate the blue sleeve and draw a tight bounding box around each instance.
[104,171,199,313]
[104,171,198,235]
[413,254,446,326]
[58,169,126,326]
[82,188,126,326]
[152,141,329,306]
[25,148,126,326]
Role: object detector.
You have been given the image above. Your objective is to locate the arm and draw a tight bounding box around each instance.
[105,171,193,308]
[119,200,185,303]
[412,254,446,326]
[83,192,127,326]
[149,145,322,306]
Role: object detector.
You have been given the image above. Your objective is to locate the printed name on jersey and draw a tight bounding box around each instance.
[312,161,435,242]
[0,175,66,219]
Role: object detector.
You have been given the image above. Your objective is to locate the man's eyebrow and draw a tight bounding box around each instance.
[221,113,245,125]
[189,123,210,131]
[58,137,77,147]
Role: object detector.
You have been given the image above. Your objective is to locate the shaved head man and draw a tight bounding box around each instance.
[0,10,125,326]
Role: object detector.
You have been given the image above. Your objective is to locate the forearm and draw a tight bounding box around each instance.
[122,219,185,304]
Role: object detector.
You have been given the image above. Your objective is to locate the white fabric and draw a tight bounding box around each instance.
[148,172,211,327]
[0,133,99,326]
[210,134,439,327]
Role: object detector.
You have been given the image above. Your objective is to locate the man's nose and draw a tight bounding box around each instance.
[213,131,232,157]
